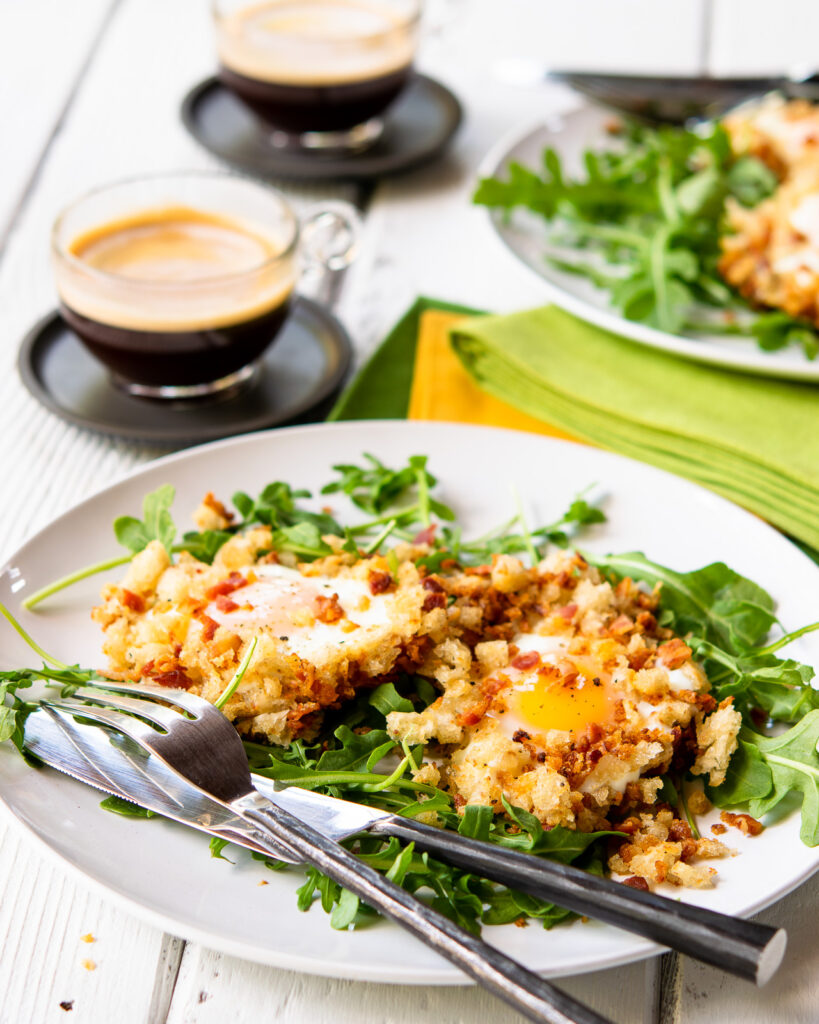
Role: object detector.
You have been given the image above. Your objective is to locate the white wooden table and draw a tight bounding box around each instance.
[1,2,818,1021]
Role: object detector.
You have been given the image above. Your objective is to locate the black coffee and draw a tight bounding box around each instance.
[219,63,410,132]
[58,206,295,388]
[60,299,291,387]
[216,0,416,134]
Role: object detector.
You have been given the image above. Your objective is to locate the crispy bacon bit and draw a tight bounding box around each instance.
[628,647,654,670]
[205,571,246,601]
[413,524,437,546]
[202,491,234,523]
[636,611,658,632]
[511,650,540,671]
[680,838,698,862]
[315,593,344,624]
[558,603,578,620]
[608,614,634,636]
[750,706,769,729]
[287,700,321,733]
[200,615,219,642]
[668,819,692,842]
[456,701,489,728]
[215,594,239,613]
[368,570,393,595]
[622,875,650,891]
[422,576,446,593]
[512,729,531,743]
[658,637,692,670]
[143,662,194,690]
[120,588,145,613]
[720,811,764,836]
[422,592,447,612]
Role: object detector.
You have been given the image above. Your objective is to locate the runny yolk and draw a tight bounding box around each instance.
[506,660,617,736]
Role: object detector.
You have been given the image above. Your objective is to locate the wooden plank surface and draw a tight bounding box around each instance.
[708,0,819,75]
[1,1,818,1022]
[0,0,115,246]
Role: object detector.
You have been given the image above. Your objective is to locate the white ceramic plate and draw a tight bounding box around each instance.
[479,106,819,381]
[1,421,818,983]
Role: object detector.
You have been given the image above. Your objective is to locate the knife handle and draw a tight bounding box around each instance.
[372,816,785,986]
[233,790,610,1024]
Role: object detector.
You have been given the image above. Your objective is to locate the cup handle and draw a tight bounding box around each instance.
[298,201,362,308]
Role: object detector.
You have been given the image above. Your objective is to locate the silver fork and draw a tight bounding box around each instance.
[43,683,610,1024]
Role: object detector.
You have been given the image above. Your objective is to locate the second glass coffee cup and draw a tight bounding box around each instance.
[213,0,422,150]
[52,171,358,399]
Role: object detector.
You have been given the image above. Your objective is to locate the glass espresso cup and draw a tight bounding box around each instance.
[213,0,422,150]
[52,172,356,399]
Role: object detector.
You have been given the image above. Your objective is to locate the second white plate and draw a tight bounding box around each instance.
[479,105,819,381]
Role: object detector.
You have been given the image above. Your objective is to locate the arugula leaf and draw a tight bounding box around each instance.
[99,795,156,819]
[708,737,773,808]
[473,118,818,356]
[178,529,234,564]
[710,715,819,846]
[589,551,776,652]
[233,481,342,537]
[114,484,176,556]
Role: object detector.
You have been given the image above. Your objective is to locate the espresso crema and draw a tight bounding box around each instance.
[216,0,418,132]
[56,207,295,387]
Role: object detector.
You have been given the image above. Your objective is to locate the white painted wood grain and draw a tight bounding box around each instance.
[3,0,818,1022]
[0,824,170,1024]
[166,944,652,1024]
[0,0,114,244]
[666,871,819,1024]
[708,0,819,76]
[429,0,707,76]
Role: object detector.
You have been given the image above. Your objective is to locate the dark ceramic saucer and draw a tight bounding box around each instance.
[180,72,462,181]
[18,298,352,445]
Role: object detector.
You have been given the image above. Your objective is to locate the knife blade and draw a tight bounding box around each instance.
[24,707,299,861]
[18,707,789,985]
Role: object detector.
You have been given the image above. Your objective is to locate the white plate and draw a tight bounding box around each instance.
[1,421,818,983]
[479,107,819,381]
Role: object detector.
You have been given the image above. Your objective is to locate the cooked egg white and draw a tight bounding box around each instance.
[206,563,394,663]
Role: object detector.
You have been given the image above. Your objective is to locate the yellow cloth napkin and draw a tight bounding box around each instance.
[407,310,575,441]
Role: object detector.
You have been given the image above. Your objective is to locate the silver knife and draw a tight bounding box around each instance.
[20,707,788,985]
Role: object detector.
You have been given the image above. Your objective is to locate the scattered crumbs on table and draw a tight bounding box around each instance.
[59,1001,74,1012]
[81,960,96,972]
[258,880,268,886]
[80,933,95,944]
[198,991,210,1004]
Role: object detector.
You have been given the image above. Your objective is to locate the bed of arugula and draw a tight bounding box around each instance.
[474,117,819,359]
[1,453,818,934]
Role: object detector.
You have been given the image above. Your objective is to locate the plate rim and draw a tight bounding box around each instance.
[477,113,819,382]
[2,419,818,983]
[180,73,463,182]
[16,299,353,444]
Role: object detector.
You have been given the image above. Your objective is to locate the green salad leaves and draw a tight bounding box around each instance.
[473,119,819,356]
[590,551,819,843]
[3,452,819,932]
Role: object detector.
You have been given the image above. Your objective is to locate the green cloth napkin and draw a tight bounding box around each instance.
[449,304,819,552]
[329,297,479,421]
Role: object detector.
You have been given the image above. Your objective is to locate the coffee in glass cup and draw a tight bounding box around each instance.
[52,173,340,399]
[213,0,421,150]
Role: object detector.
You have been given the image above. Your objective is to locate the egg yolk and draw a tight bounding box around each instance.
[504,658,619,737]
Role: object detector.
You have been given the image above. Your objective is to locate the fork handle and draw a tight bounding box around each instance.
[232,791,610,1024]
[372,816,785,986]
